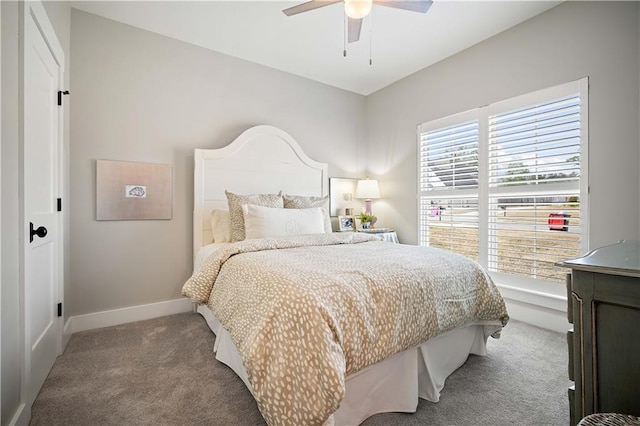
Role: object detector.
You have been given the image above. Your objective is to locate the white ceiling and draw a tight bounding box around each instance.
[71,1,560,95]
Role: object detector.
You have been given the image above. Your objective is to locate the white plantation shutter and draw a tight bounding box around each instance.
[487,94,582,281]
[488,95,580,189]
[419,120,479,191]
[417,79,588,284]
[419,197,480,261]
[418,115,480,262]
[487,195,581,281]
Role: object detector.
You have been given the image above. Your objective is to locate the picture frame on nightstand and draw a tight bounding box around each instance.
[338,215,355,232]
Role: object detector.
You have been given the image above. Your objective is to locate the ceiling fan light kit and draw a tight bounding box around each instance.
[344,0,373,19]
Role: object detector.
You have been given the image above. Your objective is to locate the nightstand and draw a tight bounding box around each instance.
[357,230,399,243]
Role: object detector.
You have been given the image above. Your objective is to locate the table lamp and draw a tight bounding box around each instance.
[355,178,381,215]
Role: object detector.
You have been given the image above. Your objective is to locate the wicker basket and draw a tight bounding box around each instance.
[578,413,640,426]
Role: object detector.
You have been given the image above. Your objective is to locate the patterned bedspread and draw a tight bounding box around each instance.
[182,233,509,426]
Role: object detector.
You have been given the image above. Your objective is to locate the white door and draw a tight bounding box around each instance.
[22,2,64,406]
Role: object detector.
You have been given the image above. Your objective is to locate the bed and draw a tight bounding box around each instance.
[183,125,509,426]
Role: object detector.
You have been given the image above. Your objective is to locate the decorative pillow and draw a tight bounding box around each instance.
[225,190,284,242]
[283,194,332,233]
[209,209,232,243]
[242,204,325,239]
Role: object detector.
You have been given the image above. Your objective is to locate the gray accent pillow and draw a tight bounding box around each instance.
[283,194,332,233]
[225,190,284,242]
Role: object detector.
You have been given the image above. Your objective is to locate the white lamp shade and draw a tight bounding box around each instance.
[355,179,381,200]
[344,0,373,19]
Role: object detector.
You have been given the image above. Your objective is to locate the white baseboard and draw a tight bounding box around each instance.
[66,298,193,334]
[62,289,567,338]
[496,283,570,333]
[8,402,27,426]
[62,317,73,350]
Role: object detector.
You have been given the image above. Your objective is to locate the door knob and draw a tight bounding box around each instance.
[30,222,48,243]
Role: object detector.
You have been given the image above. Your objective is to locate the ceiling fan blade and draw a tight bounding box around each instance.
[283,0,341,16]
[373,0,433,13]
[348,17,363,43]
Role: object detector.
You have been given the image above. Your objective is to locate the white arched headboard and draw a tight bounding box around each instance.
[194,125,328,253]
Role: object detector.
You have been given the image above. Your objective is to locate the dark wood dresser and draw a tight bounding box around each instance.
[557,240,640,425]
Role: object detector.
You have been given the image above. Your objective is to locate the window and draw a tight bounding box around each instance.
[418,79,588,284]
[419,117,480,262]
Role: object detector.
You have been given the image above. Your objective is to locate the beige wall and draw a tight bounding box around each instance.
[69,10,367,316]
[366,1,640,248]
[1,1,71,423]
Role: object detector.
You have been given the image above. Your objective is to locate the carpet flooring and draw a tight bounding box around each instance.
[30,313,569,426]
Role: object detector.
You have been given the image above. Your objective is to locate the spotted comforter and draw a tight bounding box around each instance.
[182,233,509,426]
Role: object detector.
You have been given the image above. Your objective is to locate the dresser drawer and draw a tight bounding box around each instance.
[567,329,574,382]
[566,273,573,324]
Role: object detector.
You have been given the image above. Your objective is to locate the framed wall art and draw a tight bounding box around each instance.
[96,160,172,220]
[329,177,363,217]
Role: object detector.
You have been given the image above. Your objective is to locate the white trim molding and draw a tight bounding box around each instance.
[8,403,27,426]
[65,298,193,335]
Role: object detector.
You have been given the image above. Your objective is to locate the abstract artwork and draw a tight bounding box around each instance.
[96,160,172,220]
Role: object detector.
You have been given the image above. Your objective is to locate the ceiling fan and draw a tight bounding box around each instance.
[283,0,433,43]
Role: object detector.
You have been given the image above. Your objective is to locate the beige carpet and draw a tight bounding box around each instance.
[30,313,569,425]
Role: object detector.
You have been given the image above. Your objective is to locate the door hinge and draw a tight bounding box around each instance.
[57,303,62,317]
[57,90,70,106]
[57,198,62,212]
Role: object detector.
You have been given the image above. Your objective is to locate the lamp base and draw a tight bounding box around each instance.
[364,199,372,215]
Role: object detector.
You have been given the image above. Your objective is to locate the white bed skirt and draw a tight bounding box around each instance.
[196,304,500,425]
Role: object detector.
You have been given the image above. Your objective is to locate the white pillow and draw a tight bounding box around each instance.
[225,190,284,242]
[210,209,232,243]
[283,194,332,234]
[242,204,325,239]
